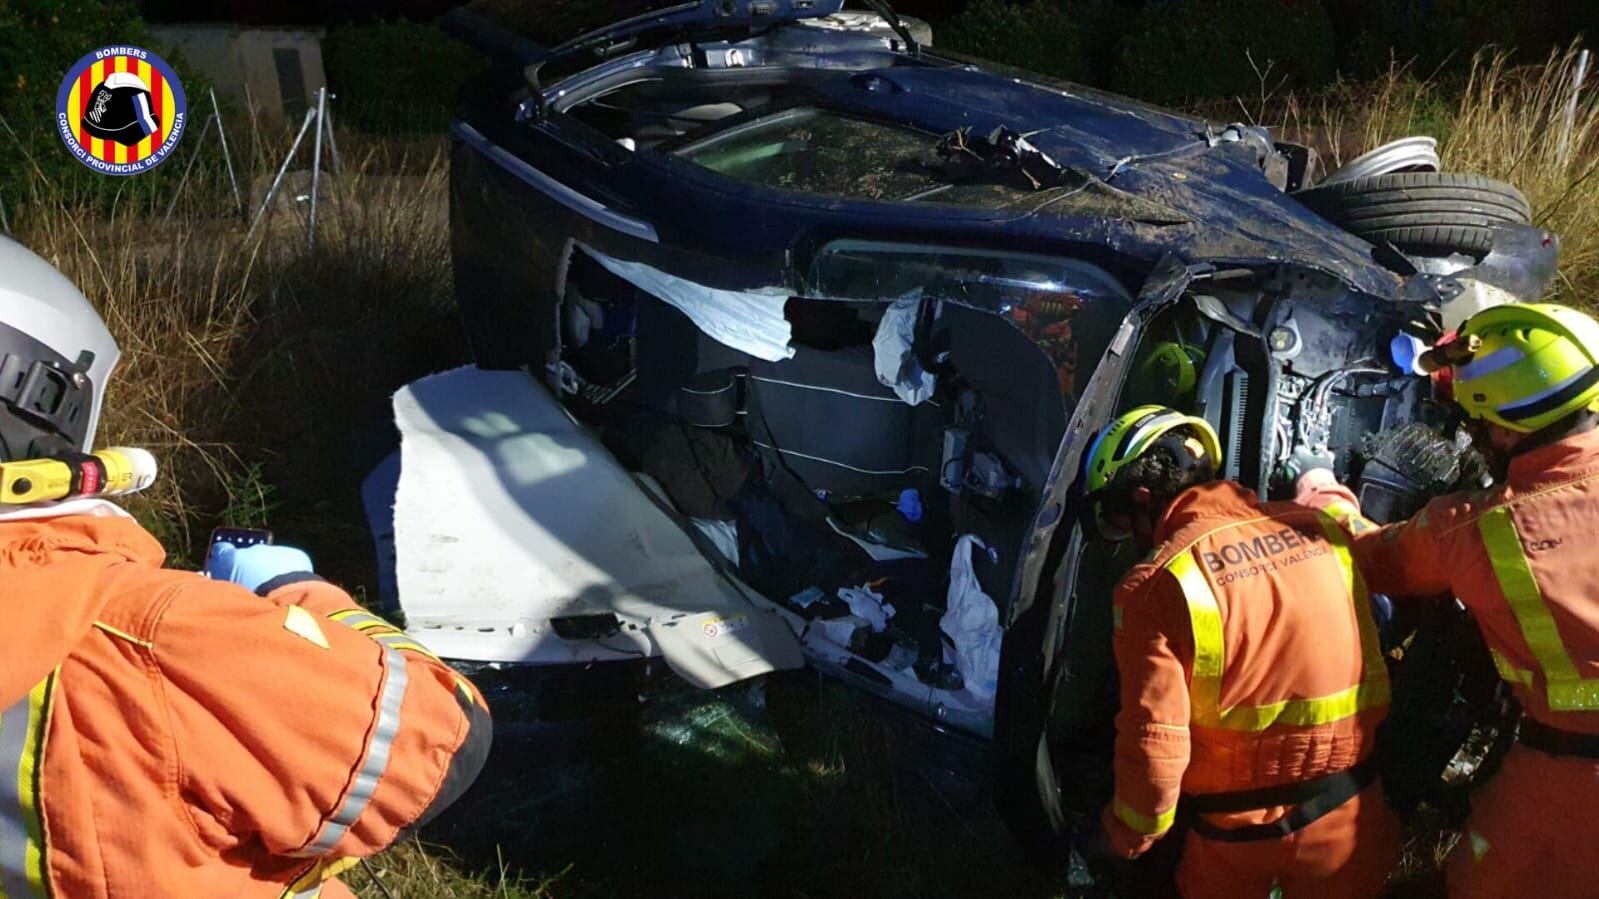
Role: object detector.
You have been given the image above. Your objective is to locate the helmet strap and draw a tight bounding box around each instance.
[1517,408,1599,458]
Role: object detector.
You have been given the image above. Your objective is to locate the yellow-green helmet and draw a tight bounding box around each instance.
[1084,405,1222,540]
[1453,303,1599,433]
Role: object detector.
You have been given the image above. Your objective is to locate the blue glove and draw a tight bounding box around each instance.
[206,542,315,594]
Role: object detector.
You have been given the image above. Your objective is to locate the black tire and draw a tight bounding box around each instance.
[1295,173,1532,257]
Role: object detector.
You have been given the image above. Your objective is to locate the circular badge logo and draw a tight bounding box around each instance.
[55,46,187,176]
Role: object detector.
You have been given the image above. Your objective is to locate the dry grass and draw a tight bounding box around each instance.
[4,112,456,562]
[1239,44,1599,305]
[351,842,567,899]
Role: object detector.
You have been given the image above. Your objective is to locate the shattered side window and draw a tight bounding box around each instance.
[677,108,938,200]
[808,241,1132,401]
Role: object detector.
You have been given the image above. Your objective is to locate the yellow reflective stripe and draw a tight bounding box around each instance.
[1478,509,1599,710]
[329,609,400,634]
[1112,797,1176,836]
[1165,517,1389,733]
[1167,551,1225,728]
[1317,515,1390,684]
[1200,679,1393,731]
[277,856,358,899]
[1491,649,1535,687]
[0,671,55,898]
[371,633,436,658]
[91,621,153,648]
[331,608,440,660]
[1321,500,1373,534]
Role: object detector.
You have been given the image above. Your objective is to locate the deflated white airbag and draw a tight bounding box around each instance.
[581,244,796,362]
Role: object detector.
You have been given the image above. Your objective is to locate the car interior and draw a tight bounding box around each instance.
[548,239,1137,729]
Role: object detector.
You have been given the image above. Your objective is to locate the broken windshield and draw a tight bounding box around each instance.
[677,108,1062,209]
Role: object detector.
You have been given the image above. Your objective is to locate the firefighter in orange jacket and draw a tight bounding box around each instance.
[1087,406,1399,897]
[1303,302,1599,899]
[0,236,491,897]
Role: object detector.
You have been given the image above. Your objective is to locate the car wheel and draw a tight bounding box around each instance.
[1295,173,1532,258]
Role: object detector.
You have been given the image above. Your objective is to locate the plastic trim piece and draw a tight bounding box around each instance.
[450,120,659,244]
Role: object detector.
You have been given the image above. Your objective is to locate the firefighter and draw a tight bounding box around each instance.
[1088,405,1399,897]
[0,236,491,897]
[1301,302,1599,899]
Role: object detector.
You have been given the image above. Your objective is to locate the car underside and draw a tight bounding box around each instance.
[370,1,1561,879]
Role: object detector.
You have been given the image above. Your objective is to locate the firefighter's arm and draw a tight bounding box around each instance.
[1101,564,1192,860]
[1294,468,1379,535]
[1349,495,1460,598]
[154,574,491,859]
[1295,469,1456,597]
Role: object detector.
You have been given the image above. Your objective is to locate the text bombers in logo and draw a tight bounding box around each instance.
[1200,523,1332,586]
[55,45,187,176]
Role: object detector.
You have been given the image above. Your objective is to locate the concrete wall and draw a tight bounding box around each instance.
[150,25,327,122]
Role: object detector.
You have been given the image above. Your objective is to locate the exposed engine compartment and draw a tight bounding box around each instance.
[1018,262,1511,867]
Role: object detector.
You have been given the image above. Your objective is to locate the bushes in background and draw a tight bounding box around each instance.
[0,0,208,208]
[934,0,1599,103]
[323,20,485,135]
[1334,0,1564,78]
[1112,0,1338,103]
[938,0,1086,82]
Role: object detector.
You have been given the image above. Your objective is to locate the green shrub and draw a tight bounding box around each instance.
[1114,0,1338,103]
[0,0,209,209]
[323,20,485,135]
[1337,0,1563,78]
[939,0,1087,83]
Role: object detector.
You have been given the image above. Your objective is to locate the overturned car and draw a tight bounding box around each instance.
[371,0,1559,874]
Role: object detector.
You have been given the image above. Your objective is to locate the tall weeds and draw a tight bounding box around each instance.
[1443,46,1599,299]
[1267,44,1599,305]
[4,114,454,560]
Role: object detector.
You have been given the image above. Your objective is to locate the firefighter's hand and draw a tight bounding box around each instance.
[206,542,315,594]
[1296,466,1339,491]
[1099,803,1161,861]
[1295,466,1348,507]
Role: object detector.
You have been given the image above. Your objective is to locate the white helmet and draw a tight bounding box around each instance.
[0,238,120,459]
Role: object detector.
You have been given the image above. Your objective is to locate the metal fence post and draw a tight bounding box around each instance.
[247,106,317,241]
[162,113,217,223]
[1560,49,1591,168]
[322,98,343,174]
[308,86,328,249]
[211,88,244,218]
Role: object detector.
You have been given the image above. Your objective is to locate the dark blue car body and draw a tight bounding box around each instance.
[442,2,1497,875]
[448,1,1407,374]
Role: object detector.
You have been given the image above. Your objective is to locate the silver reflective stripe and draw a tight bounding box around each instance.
[0,677,49,899]
[1456,346,1527,383]
[287,886,321,899]
[299,649,408,855]
[332,610,394,632]
[0,693,32,898]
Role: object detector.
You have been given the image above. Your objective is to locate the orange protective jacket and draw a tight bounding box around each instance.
[1106,482,1390,855]
[0,507,491,898]
[1336,426,1599,735]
